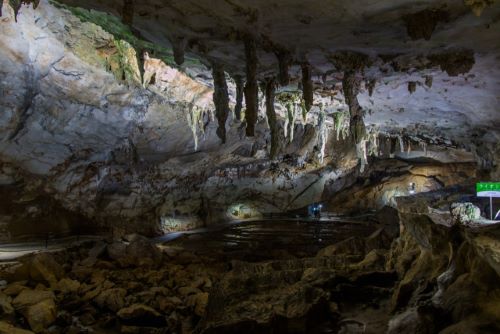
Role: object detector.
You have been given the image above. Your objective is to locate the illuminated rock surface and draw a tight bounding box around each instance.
[0,0,499,332]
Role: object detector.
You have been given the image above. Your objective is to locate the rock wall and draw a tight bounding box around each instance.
[0,1,355,238]
[387,188,500,333]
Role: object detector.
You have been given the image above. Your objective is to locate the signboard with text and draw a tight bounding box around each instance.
[476,182,500,198]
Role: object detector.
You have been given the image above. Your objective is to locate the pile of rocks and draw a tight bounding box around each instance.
[0,235,219,333]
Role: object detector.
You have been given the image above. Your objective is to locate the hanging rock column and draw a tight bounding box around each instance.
[121,0,134,26]
[234,75,244,122]
[342,70,366,144]
[301,62,314,112]
[171,36,187,66]
[212,63,230,144]
[244,35,258,137]
[265,78,280,159]
[276,49,292,86]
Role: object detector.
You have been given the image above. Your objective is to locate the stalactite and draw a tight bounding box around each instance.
[6,0,40,21]
[244,35,258,137]
[420,141,428,155]
[398,134,405,153]
[276,49,292,86]
[317,105,328,164]
[121,0,134,26]
[186,103,203,151]
[288,102,298,143]
[300,100,308,125]
[342,70,366,144]
[234,75,244,122]
[301,62,314,112]
[212,63,230,144]
[283,113,289,139]
[356,140,368,173]
[172,36,187,66]
[334,111,349,141]
[367,128,379,157]
[265,78,280,159]
[366,78,376,97]
[407,140,412,154]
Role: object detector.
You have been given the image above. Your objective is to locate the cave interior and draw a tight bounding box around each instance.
[0,0,499,333]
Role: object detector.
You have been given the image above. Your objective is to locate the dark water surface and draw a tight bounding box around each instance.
[164,218,377,261]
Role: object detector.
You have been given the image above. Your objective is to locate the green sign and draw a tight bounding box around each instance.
[477,182,500,198]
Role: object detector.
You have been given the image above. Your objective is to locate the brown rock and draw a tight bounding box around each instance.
[178,286,201,296]
[23,299,57,333]
[0,292,14,315]
[3,281,28,296]
[12,290,54,311]
[55,278,81,294]
[94,288,127,312]
[186,292,208,317]
[27,253,64,287]
[117,304,166,327]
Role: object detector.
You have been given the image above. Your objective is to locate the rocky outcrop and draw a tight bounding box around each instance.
[325,158,477,213]
[387,188,500,333]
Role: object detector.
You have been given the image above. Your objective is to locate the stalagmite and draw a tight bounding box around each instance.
[234,75,244,121]
[301,63,314,112]
[244,35,258,137]
[276,49,292,86]
[212,63,230,144]
[265,78,280,159]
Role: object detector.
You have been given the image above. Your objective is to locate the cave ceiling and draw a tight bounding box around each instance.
[6,0,500,141]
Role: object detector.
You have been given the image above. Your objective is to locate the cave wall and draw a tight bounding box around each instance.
[0,1,497,239]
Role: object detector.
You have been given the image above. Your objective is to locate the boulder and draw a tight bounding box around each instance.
[26,253,64,286]
[107,242,128,262]
[23,299,57,333]
[12,290,54,311]
[94,288,127,312]
[125,237,163,267]
[451,202,481,224]
[3,282,28,296]
[55,278,81,294]
[185,292,208,317]
[0,293,14,315]
[117,304,166,327]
